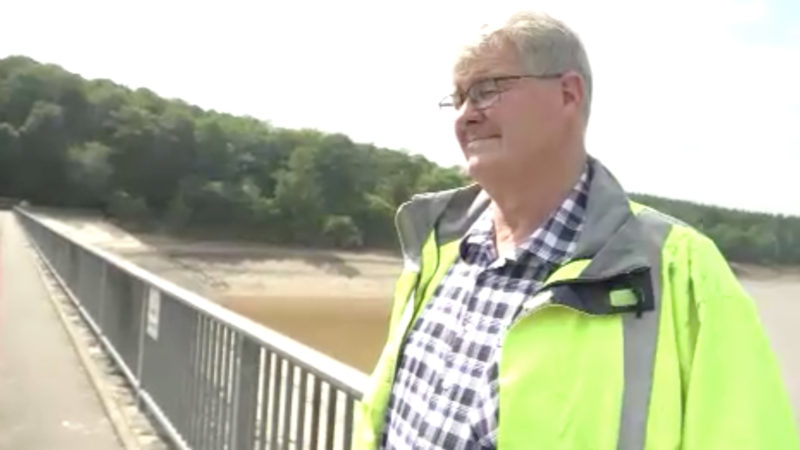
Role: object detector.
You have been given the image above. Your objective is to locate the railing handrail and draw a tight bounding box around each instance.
[14,206,369,398]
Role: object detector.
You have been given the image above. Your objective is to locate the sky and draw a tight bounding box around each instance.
[1,0,798,215]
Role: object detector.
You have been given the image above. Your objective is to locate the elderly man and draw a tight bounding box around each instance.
[356,11,798,450]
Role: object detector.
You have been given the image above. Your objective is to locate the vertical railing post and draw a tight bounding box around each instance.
[97,261,108,333]
[135,284,150,409]
[230,337,259,450]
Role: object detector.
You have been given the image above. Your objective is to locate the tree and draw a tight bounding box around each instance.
[322,215,364,248]
[274,145,323,242]
[18,101,69,201]
[354,193,397,247]
[108,190,152,228]
[1,55,797,258]
[66,141,113,206]
[312,134,372,215]
[415,166,468,193]
[0,123,21,196]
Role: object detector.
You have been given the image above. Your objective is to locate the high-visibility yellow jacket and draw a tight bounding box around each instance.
[355,157,799,449]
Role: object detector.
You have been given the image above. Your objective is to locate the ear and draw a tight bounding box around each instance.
[560,71,586,116]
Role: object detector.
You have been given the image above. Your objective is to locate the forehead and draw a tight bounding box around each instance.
[453,42,522,88]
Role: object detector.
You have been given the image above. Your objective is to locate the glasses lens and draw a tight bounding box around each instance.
[471,80,501,109]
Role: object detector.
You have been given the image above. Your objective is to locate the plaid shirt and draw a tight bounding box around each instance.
[381,165,591,450]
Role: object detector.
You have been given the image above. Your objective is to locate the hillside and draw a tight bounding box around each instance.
[1,55,798,264]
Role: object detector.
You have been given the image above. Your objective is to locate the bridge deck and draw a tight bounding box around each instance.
[0,211,121,450]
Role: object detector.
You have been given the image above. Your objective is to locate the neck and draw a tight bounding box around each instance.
[482,149,587,253]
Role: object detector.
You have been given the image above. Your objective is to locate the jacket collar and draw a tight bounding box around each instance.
[395,156,643,274]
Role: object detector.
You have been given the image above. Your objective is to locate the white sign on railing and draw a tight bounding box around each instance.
[147,287,161,341]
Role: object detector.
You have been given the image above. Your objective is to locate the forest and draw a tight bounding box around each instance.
[1,56,798,264]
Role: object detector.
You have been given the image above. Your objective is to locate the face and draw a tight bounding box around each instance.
[452,45,579,181]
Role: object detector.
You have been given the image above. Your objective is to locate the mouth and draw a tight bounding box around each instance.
[466,135,500,143]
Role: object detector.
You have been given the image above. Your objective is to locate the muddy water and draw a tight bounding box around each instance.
[742,278,800,428]
[224,278,800,431]
[223,280,800,384]
[222,295,392,373]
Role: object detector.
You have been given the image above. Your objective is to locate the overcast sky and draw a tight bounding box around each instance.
[2,0,798,215]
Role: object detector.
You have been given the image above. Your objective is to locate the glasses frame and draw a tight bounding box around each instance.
[438,73,564,110]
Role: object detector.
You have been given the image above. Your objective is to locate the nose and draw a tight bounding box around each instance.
[454,100,487,148]
[455,98,485,130]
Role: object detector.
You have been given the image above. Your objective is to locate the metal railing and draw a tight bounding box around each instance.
[14,207,369,450]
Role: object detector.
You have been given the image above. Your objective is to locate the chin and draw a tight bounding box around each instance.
[464,154,504,182]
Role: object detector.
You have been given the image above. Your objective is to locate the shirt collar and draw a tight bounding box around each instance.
[460,162,592,266]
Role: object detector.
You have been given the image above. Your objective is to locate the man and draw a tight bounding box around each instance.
[356,11,798,449]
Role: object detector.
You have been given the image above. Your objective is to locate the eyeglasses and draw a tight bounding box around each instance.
[438,73,563,110]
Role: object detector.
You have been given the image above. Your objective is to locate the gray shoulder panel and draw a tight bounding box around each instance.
[617,209,673,450]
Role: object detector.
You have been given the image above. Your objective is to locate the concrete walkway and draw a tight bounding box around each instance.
[0,211,121,449]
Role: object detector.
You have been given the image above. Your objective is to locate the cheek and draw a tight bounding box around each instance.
[454,121,468,149]
[496,112,535,148]
[501,105,556,144]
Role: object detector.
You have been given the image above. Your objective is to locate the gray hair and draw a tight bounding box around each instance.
[455,11,593,121]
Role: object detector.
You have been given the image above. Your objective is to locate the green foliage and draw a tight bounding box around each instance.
[631,194,800,264]
[2,56,798,262]
[0,56,468,249]
[353,193,397,248]
[66,141,112,207]
[0,122,21,194]
[274,145,324,242]
[322,215,364,249]
[165,190,192,231]
[108,190,152,227]
[18,101,70,201]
